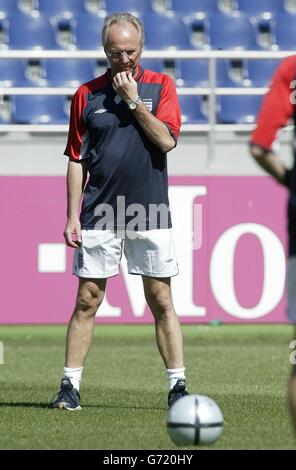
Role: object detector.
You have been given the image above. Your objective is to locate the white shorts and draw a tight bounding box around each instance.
[73,228,179,279]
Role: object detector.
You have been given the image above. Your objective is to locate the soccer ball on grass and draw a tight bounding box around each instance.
[167,394,223,446]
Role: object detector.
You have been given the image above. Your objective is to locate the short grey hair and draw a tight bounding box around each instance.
[102,13,144,50]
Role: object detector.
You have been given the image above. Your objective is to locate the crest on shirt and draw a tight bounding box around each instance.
[142,98,153,112]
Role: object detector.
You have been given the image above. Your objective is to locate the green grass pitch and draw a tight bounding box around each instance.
[0,324,295,450]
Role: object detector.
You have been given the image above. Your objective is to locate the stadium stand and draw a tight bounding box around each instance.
[37,0,87,17]
[218,95,263,124]
[236,0,284,18]
[74,12,105,49]
[11,95,69,124]
[175,59,240,87]
[0,95,11,123]
[170,0,218,16]
[0,1,294,127]
[273,11,296,50]
[143,12,194,49]
[178,95,207,124]
[0,0,20,17]
[207,12,260,50]
[176,59,210,87]
[0,59,29,86]
[0,16,8,47]
[105,0,152,14]
[246,59,280,86]
[8,12,60,49]
[44,59,96,86]
[140,58,164,73]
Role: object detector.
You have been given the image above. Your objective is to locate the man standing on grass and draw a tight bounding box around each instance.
[250,55,296,433]
[50,13,188,411]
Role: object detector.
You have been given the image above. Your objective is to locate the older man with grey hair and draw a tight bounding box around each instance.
[50,13,189,411]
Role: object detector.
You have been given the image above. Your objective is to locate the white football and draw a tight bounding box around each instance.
[167,394,223,446]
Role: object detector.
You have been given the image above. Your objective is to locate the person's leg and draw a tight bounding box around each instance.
[286,255,296,433]
[65,277,107,368]
[50,277,107,410]
[66,229,122,383]
[50,229,123,410]
[125,229,187,405]
[142,276,184,370]
[142,275,188,406]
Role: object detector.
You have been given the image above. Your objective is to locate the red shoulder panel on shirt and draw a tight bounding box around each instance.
[251,55,296,150]
[64,73,110,161]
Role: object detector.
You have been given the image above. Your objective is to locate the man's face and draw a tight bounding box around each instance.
[105,22,142,77]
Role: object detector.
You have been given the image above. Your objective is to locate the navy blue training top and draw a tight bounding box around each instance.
[64,65,181,231]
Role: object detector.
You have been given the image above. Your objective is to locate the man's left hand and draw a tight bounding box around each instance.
[112,72,138,103]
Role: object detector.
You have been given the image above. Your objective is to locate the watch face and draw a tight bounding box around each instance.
[129,101,137,110]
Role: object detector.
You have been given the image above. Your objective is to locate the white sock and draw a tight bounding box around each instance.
[167,367,186,391]
[63,366,83,391]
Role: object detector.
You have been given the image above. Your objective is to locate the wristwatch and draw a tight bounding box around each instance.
[126,95,142,111]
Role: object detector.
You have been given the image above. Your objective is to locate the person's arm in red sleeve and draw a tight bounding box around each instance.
[63,86,89,248]
[112,72,180,153]
[64,86,89,161]
[250,56,296,187]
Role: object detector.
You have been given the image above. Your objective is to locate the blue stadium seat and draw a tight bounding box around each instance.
[44,59,96,86]
[75,12,105,49]
[0,59,29,86]
[0,0,19,17]
[0,115,11,124]
[9,12,59,49]
[140,59,164,73]
[208,12,260,49]
[38,0,86,17]
[176,60,209,87]
[12,95,69,124]
[178,95,207,124]
[105,0,152,14]
[218,95,263,124]
[273,12,296,50]
[236,0,283,17]
[176,59,237,87]
[0,99,11,123]
[170,0,217,15]
[143,12,193,50]
[0,17,9,47]
[246,59,280,86]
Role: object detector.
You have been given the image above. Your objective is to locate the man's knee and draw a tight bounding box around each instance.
[75,280,105,315]
[145,285,173,316]
[76,291,104,312]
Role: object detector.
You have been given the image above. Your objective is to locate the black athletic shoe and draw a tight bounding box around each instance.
[49,377,81,411]
[168,378,189,408]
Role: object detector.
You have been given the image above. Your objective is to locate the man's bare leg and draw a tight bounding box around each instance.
[142,275,188,406]
[142,276,184,369]
[50,278,107,410]
[65,277,107,367]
